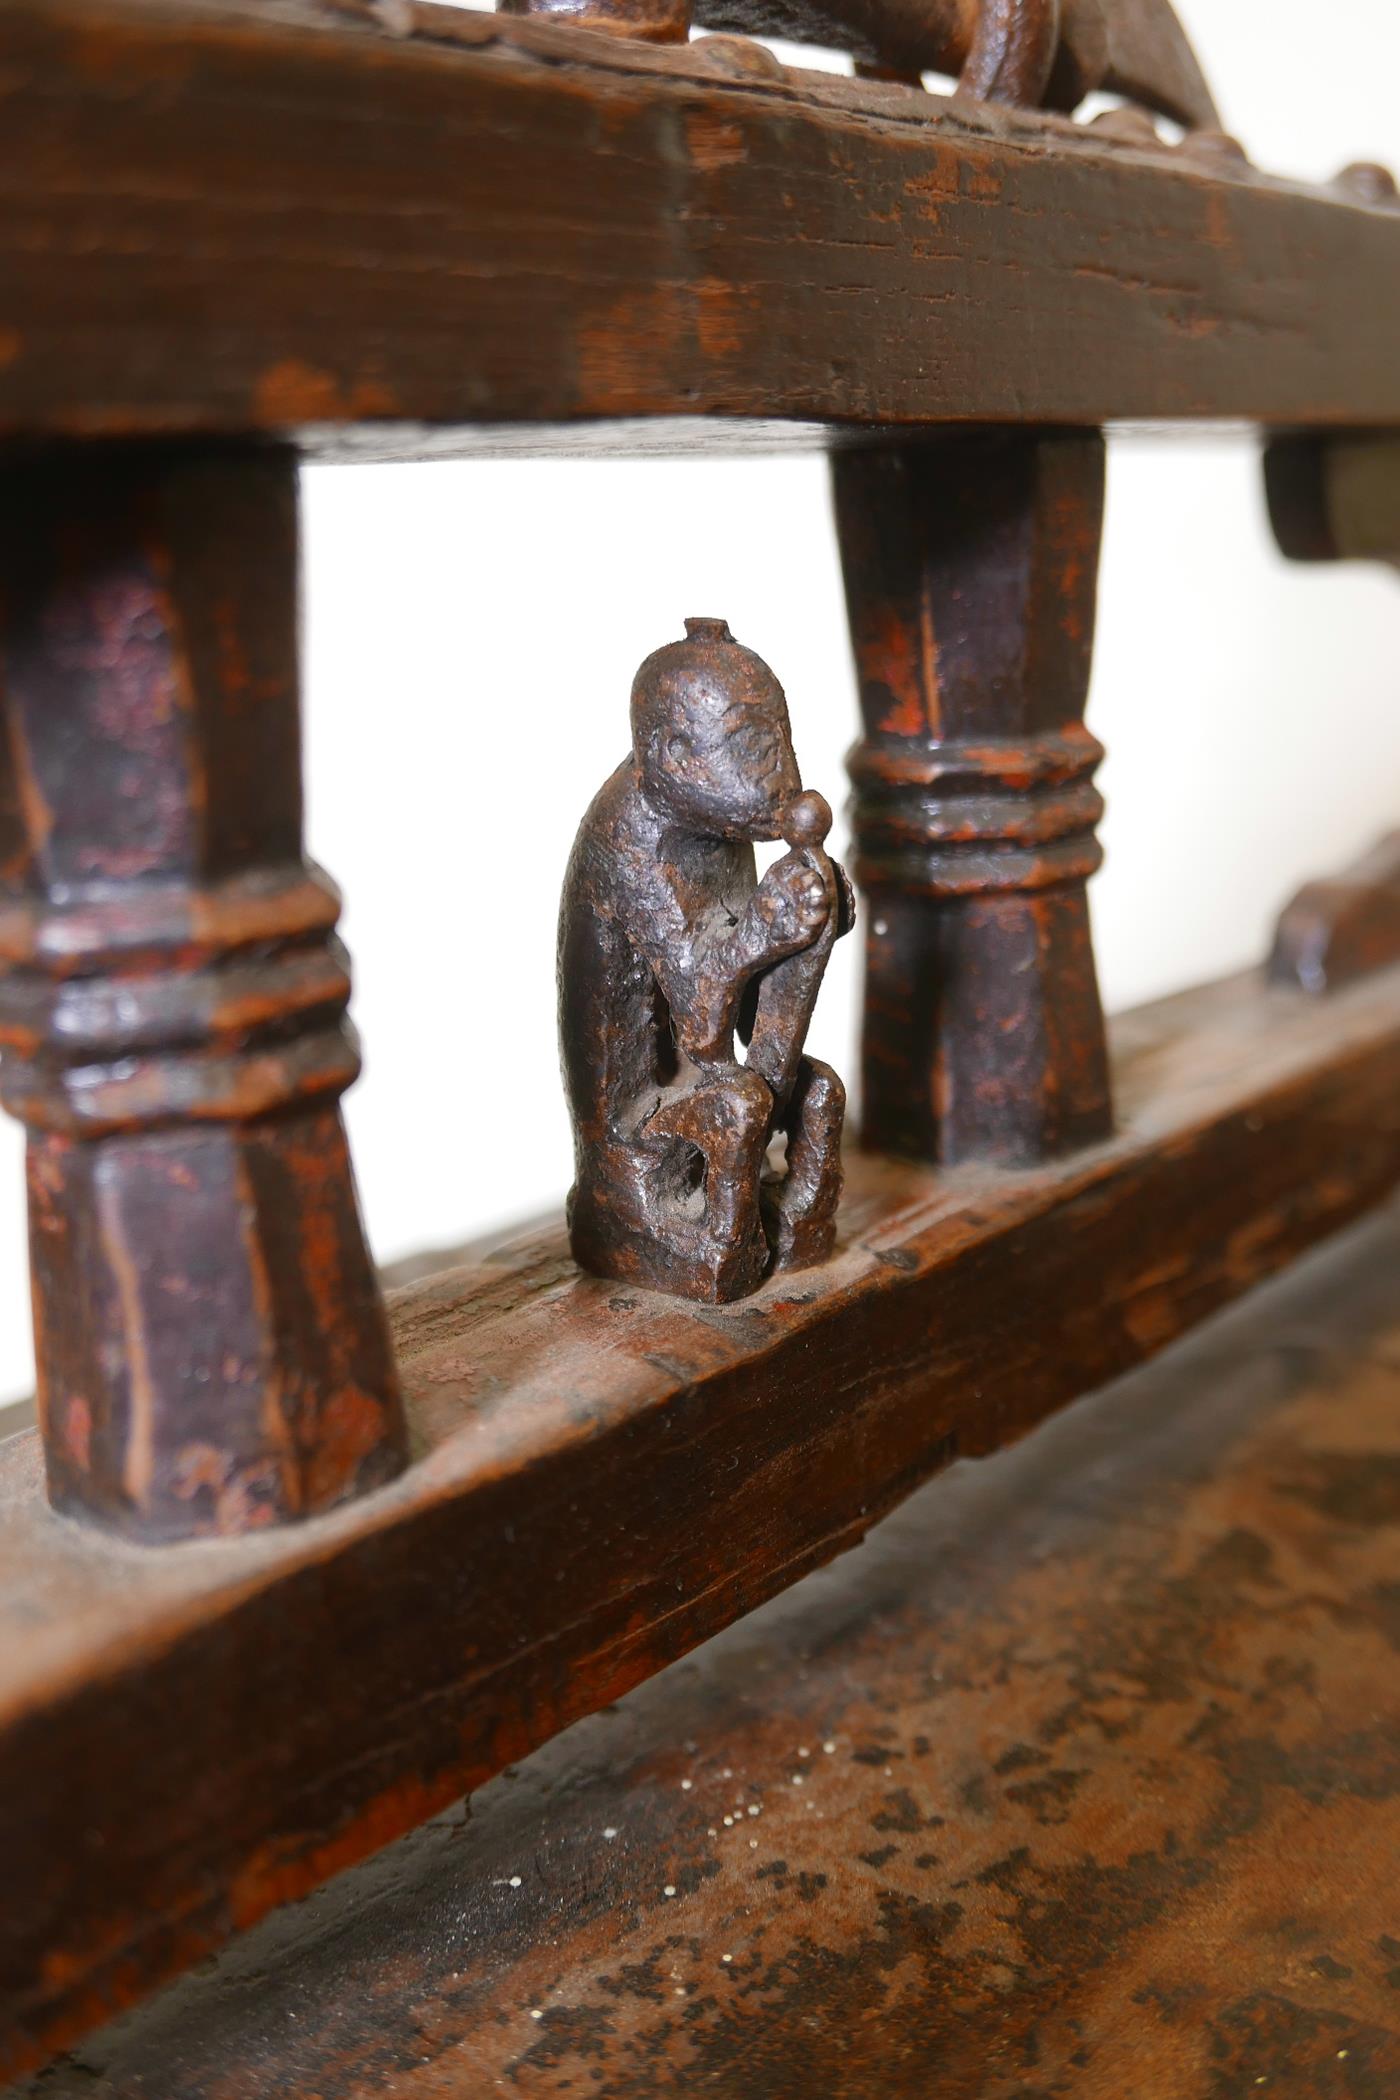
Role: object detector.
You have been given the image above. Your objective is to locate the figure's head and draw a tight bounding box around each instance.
[630,618,802,840]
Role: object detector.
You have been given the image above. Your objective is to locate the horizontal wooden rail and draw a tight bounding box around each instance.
[32,1203,1400,2098]
[3,0,1400,452]
[3,961,1400,2077]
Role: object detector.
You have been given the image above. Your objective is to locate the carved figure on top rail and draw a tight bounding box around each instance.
[559,619,854,1303]
[498,0,1219,133]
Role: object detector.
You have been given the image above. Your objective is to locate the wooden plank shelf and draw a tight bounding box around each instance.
[25,1199,1400,2097]
[3,961,1400,2078]
[4,0,1400,452]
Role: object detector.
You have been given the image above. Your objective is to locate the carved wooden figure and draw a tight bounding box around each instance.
[559,619,854,1302]
[0,445,407,1542]
[498,0,1218,131]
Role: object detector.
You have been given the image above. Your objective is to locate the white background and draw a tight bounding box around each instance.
[2,0,1399,1400]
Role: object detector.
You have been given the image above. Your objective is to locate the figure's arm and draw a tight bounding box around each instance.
[694,868,831,1056]
[744,845,854,1103]
[634,859,832,1064]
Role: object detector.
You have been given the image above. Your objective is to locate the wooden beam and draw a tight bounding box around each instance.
[3,0,1400,452]
[44,1202,1400,2099]
[1267,432,1400,568]
[1272,834,1400,994]
[4,962,1400,2077]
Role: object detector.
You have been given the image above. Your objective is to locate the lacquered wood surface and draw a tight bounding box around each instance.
[3,0,1400,451]
[2,964,1400,2077]
[24,1197,1400,2097]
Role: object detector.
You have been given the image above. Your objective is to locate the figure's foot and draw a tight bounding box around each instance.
[763,1057,845,1271]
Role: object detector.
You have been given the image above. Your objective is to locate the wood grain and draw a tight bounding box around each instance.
[835,431,1112,1165]
[3,962,1400,2077]
[1272,835,1400,997]
[3,0,1400,452]
[29,1198,1400,2096]
[0,444,408,1542]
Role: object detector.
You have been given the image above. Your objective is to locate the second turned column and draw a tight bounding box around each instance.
[834,431,1113,1168]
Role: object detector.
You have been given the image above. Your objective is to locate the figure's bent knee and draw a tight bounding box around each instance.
[798,1057,845,1113]
[642,1065,772,1149]
[709,1065,774,1131]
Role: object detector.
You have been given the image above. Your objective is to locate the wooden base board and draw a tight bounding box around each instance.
[31,1198,1400,2097]
[3,963,1400,2077]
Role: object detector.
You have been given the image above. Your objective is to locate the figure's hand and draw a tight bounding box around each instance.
[831,858,857,940]
[750,856,830,959]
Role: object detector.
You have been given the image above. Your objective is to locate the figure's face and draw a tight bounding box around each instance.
[641,657,802,840]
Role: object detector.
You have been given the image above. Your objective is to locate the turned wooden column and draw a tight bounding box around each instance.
[834,431,1112,1167]
[1264,432,1400,992]
[0,445,407,1541]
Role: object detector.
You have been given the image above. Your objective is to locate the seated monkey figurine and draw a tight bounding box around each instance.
[559,617,855,1303]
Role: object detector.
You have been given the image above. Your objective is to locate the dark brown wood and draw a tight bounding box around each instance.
[1267,432,1400,569]
[1271,834,1400,995]
[500,0,691,46]
[1262,437,1400,994]
[3,961,1400,2079]
[559,619,853,1301]
[0,444,406,1541]
[835,430,1111,1166]
[2,0,1400,453]
[956,0,1059,104]
[0,4,1392,2091]
[27,1197,1400,2098]
[509,0,1079,114]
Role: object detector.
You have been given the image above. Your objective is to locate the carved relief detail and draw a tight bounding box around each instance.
[848,725,1105,899]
